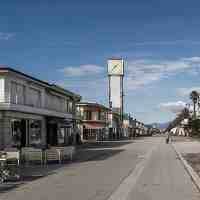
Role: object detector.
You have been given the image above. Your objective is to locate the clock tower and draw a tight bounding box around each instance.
[107,58,124,120]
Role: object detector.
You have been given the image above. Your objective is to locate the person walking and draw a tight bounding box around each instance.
[166,131,170,144]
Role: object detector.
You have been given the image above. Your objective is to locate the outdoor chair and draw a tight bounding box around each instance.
[4,148,20,165]
[44,148,61,164]
[52,146,76,161]
[21,147,43,165]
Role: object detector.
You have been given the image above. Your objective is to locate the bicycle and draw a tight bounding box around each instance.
[0,152,20,183]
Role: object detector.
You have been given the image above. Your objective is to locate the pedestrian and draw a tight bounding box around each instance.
[166,132,170,144]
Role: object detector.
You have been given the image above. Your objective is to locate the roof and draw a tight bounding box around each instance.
[0,66,50,86]
[51,84,81,100]
[0,67,81,99]
[108,57,123,60]
[77,102,110,111]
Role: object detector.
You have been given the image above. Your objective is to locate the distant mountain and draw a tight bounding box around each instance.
[146,122,170,129]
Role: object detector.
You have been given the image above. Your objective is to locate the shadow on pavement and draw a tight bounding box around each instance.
[78,140,133,149]
[0,182,24,193]
[74,148,124,163]
[0,142,126,193]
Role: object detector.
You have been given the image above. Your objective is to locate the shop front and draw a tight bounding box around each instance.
[0,111,75,149]
[46,117,74,147]
[82,123,107,141]
[0,111,46,149]
[11,119,42,148]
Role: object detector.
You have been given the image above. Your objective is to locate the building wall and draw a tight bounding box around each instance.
[0,76,5,103]
[78,106,108,122]
[0,111,46,149]
[0,71,80,148]
[77,104,109,141]
[0,73,75,119]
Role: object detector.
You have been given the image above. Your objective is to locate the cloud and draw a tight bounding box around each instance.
[132,40,200,46]
[0,32,15,40]
[125,56,200,90]
[56,77,107,103]
[59,64,103,77]
[158,101,186,114]
[177,87,200,97]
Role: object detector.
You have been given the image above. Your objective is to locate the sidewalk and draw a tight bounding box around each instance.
[173,137,200,182]
[127,139,200,200]
[0,141,131,193]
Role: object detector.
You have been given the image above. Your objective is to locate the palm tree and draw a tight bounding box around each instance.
[190,90,199,119]
[165,107,190,133]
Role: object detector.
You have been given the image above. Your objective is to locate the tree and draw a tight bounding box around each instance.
[188,118,200,136]
[190,90,199,119]
[165,108,190,133]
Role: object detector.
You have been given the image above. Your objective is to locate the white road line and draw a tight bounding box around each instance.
[107,145,158,200]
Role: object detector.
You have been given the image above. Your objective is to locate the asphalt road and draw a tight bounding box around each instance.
[0,136,199,200]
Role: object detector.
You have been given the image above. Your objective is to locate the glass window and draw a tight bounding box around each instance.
[100,111,106,121]
[11,82,25,104]
[65,100,69,112]
[11,119,22,147]
[29,120,42,146]
[11,82,17,104]
[58,128,65,145]
[29,88,41,108]
[98,111,101,120]
[68,101,73,113]
[83,111,92,120]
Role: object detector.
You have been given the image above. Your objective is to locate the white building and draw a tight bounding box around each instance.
[0,67,81,149]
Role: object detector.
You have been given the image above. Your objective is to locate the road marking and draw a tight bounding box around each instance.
[107,145,157,200]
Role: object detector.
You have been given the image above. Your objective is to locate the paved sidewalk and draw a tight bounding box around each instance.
[127,140,200,200]
[0,138,160,200]
[0,141,132,193]
[173,139,200,154]
[1,137,198,200]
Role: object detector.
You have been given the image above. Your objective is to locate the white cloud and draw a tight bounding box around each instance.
[59,64,103,77]
[0,32,15,40]
[133,40,200,46]
[158,101,186,114]
[125,56,200,90]
[177,87,200,97]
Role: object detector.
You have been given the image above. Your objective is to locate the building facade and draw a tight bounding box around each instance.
[76,102,109,141]
[0,68,81,149]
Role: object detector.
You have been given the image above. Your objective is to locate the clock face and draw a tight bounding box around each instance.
[107,59,124,75]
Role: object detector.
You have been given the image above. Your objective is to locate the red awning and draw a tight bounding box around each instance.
[83,123,106,129]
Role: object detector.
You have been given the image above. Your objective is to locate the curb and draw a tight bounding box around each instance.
[172,143,200,192]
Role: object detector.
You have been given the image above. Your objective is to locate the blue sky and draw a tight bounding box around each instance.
[1,0,200,123]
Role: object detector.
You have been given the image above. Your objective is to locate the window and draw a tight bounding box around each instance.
[65,100,69,112]
[57,128,65,145]
[11,82,25,104]
[68,101,73,113]
[93,111,100,120]
[29,120,42,146]
[11,119,22,147]
[11,82,17,104]
[100,111,106,121]
[83,110,92,120]
[64,99,73,113]
[98,111,101,120]
[29,88,41,108]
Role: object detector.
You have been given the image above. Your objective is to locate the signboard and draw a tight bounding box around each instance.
[107,58,124,76]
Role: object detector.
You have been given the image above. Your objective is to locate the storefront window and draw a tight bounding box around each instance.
[29,120,42,146]
[68,101,73,113]
[11,119,22,147]
[57,127,65,145]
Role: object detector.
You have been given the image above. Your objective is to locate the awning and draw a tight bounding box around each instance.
[83,123,106,129]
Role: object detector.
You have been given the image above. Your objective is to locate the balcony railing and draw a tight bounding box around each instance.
[0,101,74,115]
